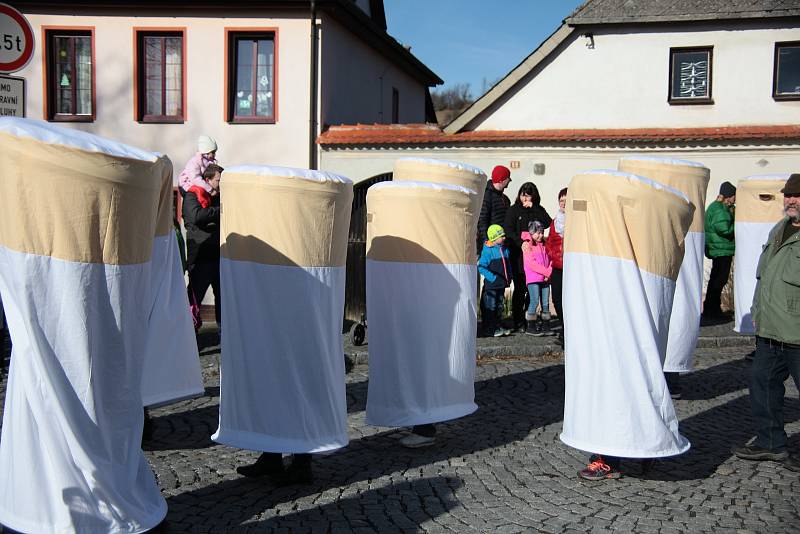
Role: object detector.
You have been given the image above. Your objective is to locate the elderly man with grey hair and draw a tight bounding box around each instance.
[733,173,800,472]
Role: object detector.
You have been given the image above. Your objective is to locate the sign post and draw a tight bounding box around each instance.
[0,73,24,116]
[0,3,34,73]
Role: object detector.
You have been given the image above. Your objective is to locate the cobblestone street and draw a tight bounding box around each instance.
[1,330,798,533]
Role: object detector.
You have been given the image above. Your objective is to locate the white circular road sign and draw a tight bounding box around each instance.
[0,3,34,73]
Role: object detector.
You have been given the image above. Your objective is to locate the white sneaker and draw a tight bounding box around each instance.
[400,434,436,448]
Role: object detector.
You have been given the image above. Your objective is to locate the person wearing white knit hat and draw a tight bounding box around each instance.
[178,134,220,196]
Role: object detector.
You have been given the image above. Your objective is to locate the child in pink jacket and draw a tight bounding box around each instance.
[178,135,219,196]
[521,220,552,336]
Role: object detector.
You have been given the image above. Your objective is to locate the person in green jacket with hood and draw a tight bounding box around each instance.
[703,181,736,318]
[732,173,800,472]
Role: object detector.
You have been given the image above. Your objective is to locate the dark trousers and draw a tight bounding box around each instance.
[188,261,221,325]
[550,267,563,323]
[750,336,800,452]
[481,286,505,335]
[703,255,732,315]
[510,262,528,328]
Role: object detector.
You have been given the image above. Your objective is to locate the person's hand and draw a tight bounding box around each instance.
[209,188,219,197]
[521,241,532,253]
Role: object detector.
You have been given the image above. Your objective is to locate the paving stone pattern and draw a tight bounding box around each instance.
[1,328,798,533]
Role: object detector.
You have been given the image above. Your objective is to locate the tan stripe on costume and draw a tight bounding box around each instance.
[154,156,176,237]
[735,179,787,224]
[564,171,694,280]
[0,132,163,265]
[618,159,709,233]
[220,171,353,268]
[393,158,485,212]
[367,185,475,265]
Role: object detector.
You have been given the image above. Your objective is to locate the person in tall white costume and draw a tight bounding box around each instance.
[560,170,694,480]
[0,117,169,533]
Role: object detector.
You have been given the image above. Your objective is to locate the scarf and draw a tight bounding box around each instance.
[555,209,566,235]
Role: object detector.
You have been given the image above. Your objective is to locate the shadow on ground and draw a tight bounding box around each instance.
[159,364,565,528]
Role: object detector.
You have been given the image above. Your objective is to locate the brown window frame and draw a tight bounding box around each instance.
[42,27,96,122]
[668,46,714,106]
[773,40,800,101]
[224,28,279,124]
[134,28,187,123]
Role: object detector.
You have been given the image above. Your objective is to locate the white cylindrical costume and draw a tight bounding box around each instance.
[0,118,167,532]
[733,174,790,334]
[560,170,694,458]
[211,165,353,453]
[140,160,204,407]
[618,157,710,372]
[366,181,478,427]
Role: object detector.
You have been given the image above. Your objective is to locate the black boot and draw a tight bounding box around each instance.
[525,319,537,335]
[142,408,154,443]
[236,452,284,478]
[533,319,545,337]
[269,454,313,486]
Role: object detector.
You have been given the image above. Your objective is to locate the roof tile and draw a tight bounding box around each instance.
[318,124,800,146]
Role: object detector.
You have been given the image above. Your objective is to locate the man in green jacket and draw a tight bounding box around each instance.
[733,173,800,472]
[703,181,736,318]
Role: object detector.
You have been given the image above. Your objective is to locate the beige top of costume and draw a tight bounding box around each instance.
[565,170,694,280]
[367,181,476,265]
[220,165,353,268]
[618,156,709,233]
[0,126,165,266]
[392,157,486,221]
[735,175,790,223]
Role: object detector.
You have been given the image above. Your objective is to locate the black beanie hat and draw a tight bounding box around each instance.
[719,181,736,198]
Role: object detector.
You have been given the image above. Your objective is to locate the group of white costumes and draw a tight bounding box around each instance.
[559,158,790,460]
[1,115,792,532]
[0,117,485,532]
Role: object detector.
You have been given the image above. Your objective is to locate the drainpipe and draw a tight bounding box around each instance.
[309,0,319,170]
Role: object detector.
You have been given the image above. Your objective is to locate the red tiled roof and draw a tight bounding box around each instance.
[318,124,800,146]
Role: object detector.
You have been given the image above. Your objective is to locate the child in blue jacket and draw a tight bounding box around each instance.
[479,224,512,337]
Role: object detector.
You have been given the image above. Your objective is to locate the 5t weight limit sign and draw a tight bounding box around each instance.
[0,3,34,73]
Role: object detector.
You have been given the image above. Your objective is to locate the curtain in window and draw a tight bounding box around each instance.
[165,37,182,116]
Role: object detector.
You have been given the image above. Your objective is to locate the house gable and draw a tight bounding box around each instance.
[445,0,800,134]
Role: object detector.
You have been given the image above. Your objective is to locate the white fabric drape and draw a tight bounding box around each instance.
[212,262,349,452]
[140,234,204,407]
[366,262,477,426]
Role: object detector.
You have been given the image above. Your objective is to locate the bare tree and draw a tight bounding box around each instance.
[430,83,474,125]
[431,83,473,111]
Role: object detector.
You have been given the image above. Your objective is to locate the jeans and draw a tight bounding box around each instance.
[526,283,550,318]
[750,336,800,452]
[481,286,505,335]
[703,255,732,315]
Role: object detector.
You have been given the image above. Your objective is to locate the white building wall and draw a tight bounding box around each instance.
[16,11,312,174]
[472,21,800,131]
[319,15,427,127]
[321,145,799,216]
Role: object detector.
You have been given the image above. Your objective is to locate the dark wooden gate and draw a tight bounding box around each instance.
[344,172,393,325]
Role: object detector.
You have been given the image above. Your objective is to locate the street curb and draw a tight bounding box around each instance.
[345,335,754,365]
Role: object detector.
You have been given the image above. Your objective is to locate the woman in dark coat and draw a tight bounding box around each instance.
[183,164,223,327]
[503,182,552,332]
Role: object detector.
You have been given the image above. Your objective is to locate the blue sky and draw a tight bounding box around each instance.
[384,0,585,97]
